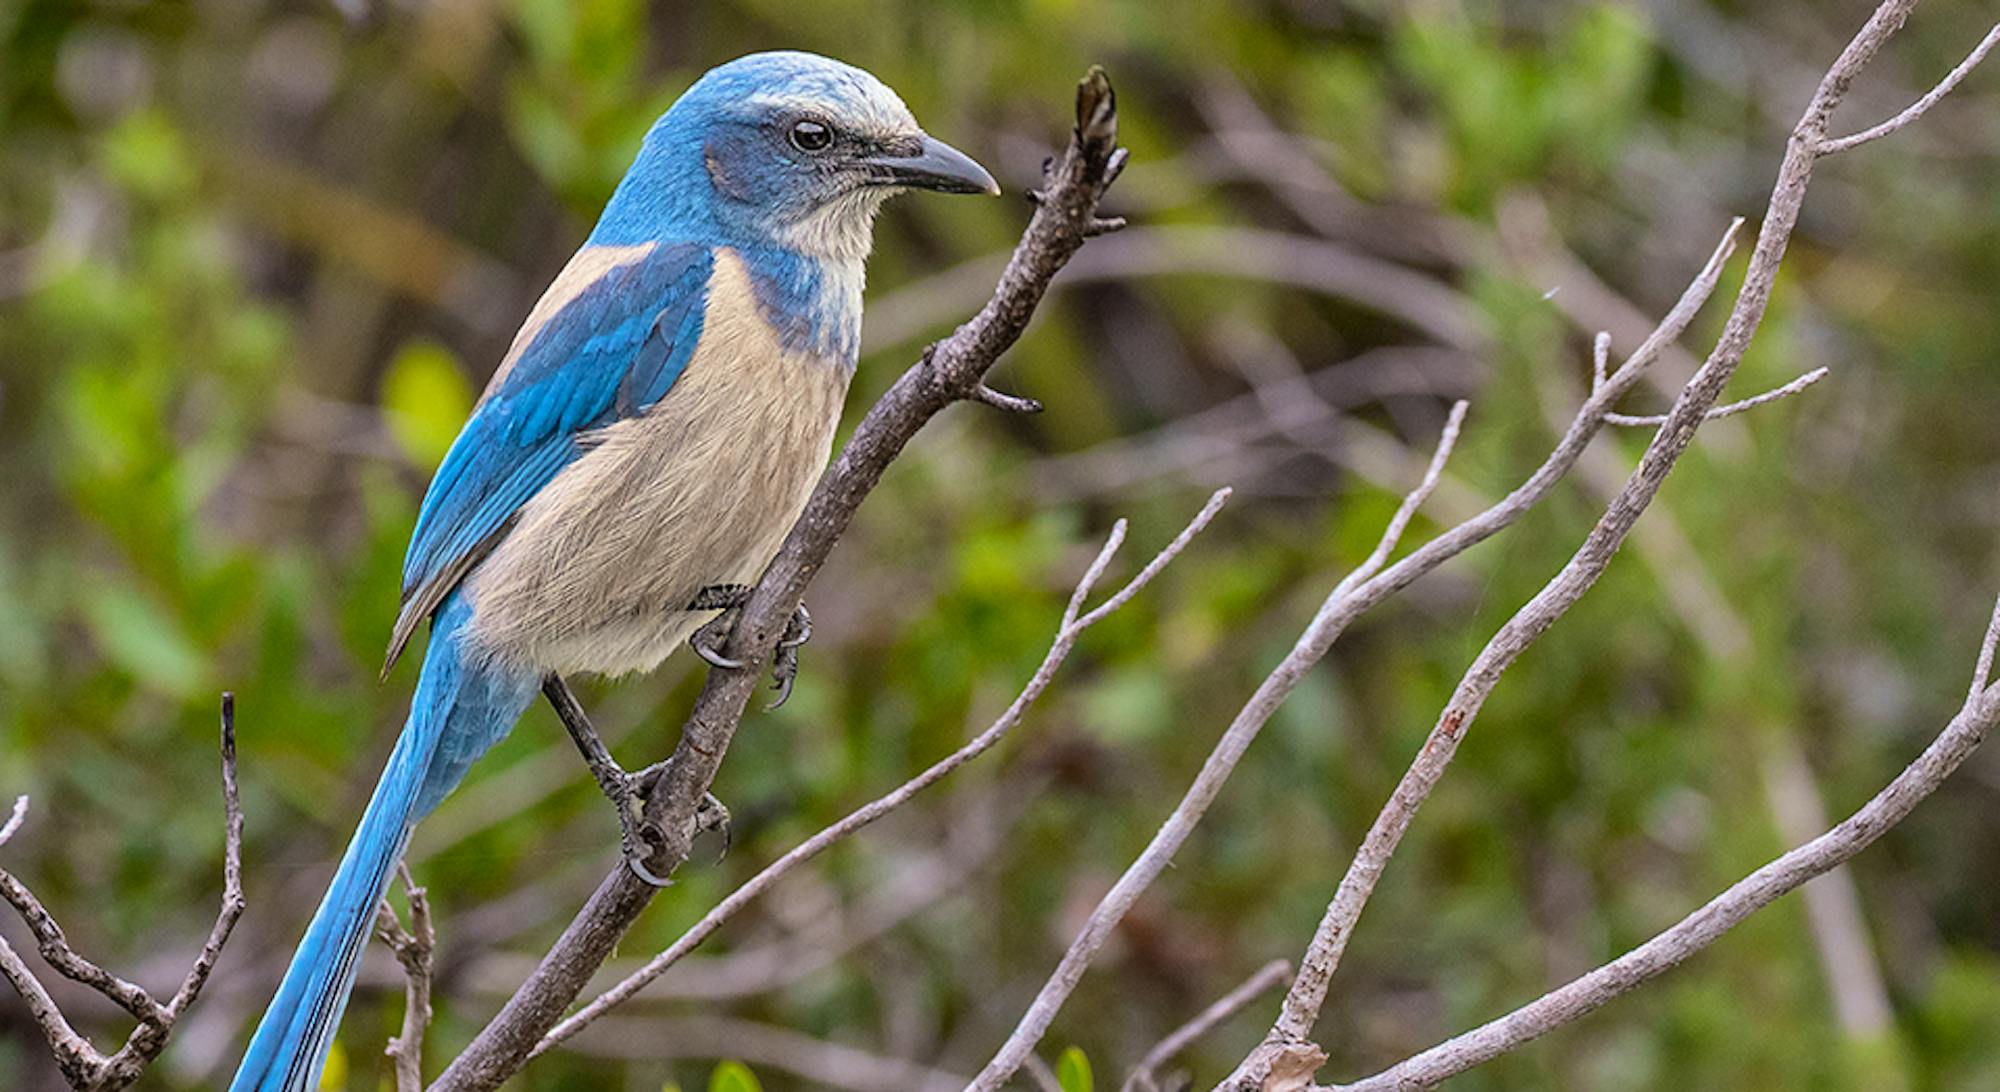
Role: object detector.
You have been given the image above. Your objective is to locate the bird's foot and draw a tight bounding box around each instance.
[623,762,731,871]
[687,585,813,708]
[688,584,751,669]
[616,764,731,882]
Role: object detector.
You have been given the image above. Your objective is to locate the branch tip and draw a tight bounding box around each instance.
[970,384,1044,414]
[0,796,25,849]
[1076,65,1116,146]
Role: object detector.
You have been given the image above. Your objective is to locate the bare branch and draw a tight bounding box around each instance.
[1819,21,2000,154]
[535,491,1228,1055]
[970,388,1496,1089]
[1123,959,1291,1092]
[1330,602,2000,1092]
[969,382,1045,415]
[1590,330,1610,392]
[1223,4,1939,1086]
[0,864,164,1027]
[0,920,99,1086]
[377,864,436,1092]
[1605,366,1830,426]
[971,213,1740,1090]
[0,694,249,1089]
[433,68,1129,1092]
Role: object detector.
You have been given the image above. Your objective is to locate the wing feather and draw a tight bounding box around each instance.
[384,243,714,672]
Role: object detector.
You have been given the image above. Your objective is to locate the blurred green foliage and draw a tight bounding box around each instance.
[4,1,2000,1090]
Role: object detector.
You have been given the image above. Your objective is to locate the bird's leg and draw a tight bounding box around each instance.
[687,584,814,708]
[542,675,702,886]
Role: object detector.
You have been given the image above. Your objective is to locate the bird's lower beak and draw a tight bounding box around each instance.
[866,135,1000,196]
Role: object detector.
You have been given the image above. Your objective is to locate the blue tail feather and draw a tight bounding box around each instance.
[231,596,535,1092]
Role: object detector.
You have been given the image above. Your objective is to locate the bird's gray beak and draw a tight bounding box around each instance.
[866,134,1000,196]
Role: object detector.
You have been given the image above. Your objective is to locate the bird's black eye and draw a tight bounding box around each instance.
[789,119,833,153]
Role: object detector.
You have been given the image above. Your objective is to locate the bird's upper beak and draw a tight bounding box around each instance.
[864,134,1000,196]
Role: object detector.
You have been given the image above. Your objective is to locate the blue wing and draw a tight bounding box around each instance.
[384,242,715,671]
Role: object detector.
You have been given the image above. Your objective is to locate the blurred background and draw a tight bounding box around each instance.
[4,1,1999,1089]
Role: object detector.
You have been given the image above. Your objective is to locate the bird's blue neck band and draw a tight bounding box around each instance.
[584,115,863,364]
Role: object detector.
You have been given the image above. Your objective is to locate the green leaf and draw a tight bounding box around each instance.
[708,1060,762,1092]
[80,581,209,698]
[1057,1046,1094,1092]
[381,340,475,470]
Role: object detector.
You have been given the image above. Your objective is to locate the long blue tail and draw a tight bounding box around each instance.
[231,596,535,1092]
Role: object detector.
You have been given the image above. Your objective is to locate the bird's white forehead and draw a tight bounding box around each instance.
[743,82,917,139]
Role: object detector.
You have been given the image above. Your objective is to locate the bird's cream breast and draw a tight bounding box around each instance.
[463,247,851,676]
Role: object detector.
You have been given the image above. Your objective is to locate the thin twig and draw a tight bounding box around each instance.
[1021,1053,1066,1092]
[1819,21,2000,154]
[1123,959,1291,1092]
[1524,318,1903,1051]
[0,796,25,848]
[377,863,436,1092]
[163,692,246,1021]
[1967,591,2000,707]
[433,67,1128,1092]
[1332,400,1466,600]
[1328,598,2000,1091]
[1606,366,1830,426]
[98,695,251,1085]
[535,491,1229,1054]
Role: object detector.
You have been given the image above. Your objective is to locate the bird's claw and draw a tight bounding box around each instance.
[695,791,732,862]
[766,602,812,710]
[623,847,673,888]
[777,602,812,649]
[614,765,674,887]
[615,767,730,883]
[688,584,752,669]
[689,613,748,669]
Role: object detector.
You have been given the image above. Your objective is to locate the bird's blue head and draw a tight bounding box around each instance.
[589,51,997,263]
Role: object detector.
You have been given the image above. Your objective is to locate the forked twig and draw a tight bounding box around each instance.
[536,490,1229,1054]
[376,863,436,1092]
[0,694,246,1089]
[1606,367,1830,427]
[1819,21,2000,155]
[1122,959,1291,1092]
[1329,595,2000,1091]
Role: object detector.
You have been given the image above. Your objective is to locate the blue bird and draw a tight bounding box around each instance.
[230,51,996,1092]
